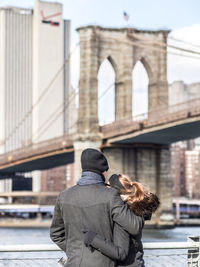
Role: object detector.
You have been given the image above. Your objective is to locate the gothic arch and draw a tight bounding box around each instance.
[133,56,153,83]
[98,58,115,125]
[98,55,118,75]
[77,25,169,134]
[132,60,149,116]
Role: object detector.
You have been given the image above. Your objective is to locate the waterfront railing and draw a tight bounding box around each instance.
[0,236,199,266]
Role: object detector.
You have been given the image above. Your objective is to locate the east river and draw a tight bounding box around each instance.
[0,227,200,266]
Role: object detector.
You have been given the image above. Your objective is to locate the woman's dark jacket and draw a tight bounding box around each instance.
[89,194,159,267]
[90,222,144,267]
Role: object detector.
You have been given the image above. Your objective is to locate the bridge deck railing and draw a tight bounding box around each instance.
[0,236,199,267]
[0,134,73,166]
[1,97,200,162]
[102,96,200,139]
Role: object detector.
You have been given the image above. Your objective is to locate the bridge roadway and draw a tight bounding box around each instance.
[0,97,200,177]
[0,135,74,177]
[102,97,200,144]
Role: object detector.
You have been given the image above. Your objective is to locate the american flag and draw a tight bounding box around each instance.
[123,11,129,21]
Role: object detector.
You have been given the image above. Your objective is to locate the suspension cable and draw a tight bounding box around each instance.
[32,89,79,142]
[2,42,80,146]
[33,82,116,142]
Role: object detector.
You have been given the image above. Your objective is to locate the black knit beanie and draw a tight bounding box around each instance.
[109,174,125,191]
[81,148,109,175]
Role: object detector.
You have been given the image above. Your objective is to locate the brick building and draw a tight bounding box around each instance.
[169,81,200,198]
[170,142,187,197]
[185,150,200,199]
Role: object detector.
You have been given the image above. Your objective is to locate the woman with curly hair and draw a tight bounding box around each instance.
[83,174,160,267]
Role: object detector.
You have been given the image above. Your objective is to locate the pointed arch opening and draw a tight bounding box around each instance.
[98,58,115,125]
[132,61,149,118]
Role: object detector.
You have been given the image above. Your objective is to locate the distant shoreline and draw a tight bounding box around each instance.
[1,218,200,228]
[0,219,51,228]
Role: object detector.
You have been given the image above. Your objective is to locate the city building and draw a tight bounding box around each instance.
[169,81,200,198]
[170,142,187,197]
[169,80,200,105]
[0,0,74,202]
[185,150,200,199]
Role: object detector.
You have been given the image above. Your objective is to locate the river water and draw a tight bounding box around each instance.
[0,227,200,266]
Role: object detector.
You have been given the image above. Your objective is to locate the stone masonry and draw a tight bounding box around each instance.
[103,146,174,226]
[77,25,169,131]
[75,25,173,226]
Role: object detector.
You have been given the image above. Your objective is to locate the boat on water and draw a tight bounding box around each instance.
[0,204,53,227]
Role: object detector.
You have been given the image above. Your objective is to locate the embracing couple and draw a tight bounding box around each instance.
[50,148,159,267]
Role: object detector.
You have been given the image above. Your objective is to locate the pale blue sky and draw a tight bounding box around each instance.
[1,0,200,42]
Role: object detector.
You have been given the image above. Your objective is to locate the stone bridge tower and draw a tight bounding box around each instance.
[74,26,173,226]
[77,25,169,129]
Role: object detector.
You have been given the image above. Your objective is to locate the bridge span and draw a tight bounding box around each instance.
[0,97,200,177]
[0,135,74,177]
[102,97,200,144]
[1,25,200,227]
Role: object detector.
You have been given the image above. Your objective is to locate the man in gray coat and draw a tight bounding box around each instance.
[50,148,143,267]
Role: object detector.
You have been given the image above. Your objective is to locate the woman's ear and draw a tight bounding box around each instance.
[102,171,107,177]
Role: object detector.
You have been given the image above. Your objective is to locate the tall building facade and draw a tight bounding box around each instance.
[32,0,70,143]
[0,7,33,153]
[169,81,200,198]
[0,1,71,152]
[170,142,187,197]
[185,150,200,199]
[0,1,73,199]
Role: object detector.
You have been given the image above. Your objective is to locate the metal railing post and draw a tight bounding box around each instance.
[187,236,200,267]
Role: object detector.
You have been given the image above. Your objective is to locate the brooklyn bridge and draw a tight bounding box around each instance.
[1,24,200,226]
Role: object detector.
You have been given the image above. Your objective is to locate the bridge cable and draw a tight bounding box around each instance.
[3,34,200,145]
[128,32,200,56]
[32,82,115,142]
[31,34,200,142]
[2,42,80,146]
[32,88,79,142]
[168,36,200,49]
[4,35,200,146]
[96,33,200,60]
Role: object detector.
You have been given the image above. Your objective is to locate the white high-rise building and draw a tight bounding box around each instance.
[0,6,33,154]
[0,0,71,196]
[32,0,71,143]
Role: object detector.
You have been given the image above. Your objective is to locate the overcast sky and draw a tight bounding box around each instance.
[1,0,200,123]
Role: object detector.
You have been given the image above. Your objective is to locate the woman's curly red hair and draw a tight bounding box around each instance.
[118,174,160,216]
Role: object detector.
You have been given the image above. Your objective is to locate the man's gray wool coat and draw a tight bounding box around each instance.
[50,183,143,267]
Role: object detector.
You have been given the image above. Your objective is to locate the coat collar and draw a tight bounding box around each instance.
[77,171,105,185]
